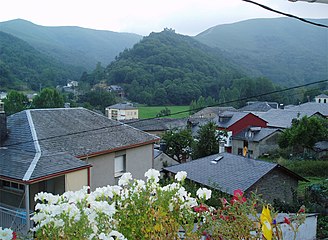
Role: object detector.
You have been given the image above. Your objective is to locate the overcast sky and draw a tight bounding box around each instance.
[0,0,327,36]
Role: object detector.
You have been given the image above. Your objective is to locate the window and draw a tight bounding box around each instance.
[238,148,243,155]
[115,155,126,177]
[1,180,24,192]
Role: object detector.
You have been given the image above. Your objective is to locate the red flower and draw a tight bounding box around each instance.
[193,204,209,213]
[231,189,247,204]
[233,189,244,198]
[284,217,291,225]
[298,206,305,213]
[12,232,17,240]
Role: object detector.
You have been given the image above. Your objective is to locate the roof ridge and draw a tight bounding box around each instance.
[23,110,41,181]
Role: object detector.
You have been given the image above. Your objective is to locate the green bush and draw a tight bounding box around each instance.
[278,159,328,177]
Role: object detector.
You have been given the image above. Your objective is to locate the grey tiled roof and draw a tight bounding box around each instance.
[0,149,89,181]
[29,108,159,156]
[233,127,281,142]
[164,153,304,195]
[239,102,276,112]
[107,103,136,110]
[258,109,320,129]
[191,107,236,119]
[287,102,328,117]
[215,111,249,128]
[316,94,328,98]
[314,141,328,151]
[1,108,158,182]
[124,118,187,132]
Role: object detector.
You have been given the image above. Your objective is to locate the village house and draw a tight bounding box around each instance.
[191,110,268,153]
[315,93,328,104]
[0,107,158,233]
[163,152,307,204]
[105,103,138,120]
[232,127,282,159]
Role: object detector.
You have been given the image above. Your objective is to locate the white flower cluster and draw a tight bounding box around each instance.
[31,169,211,239]
[0,227,13,240]
[196,187,212,200]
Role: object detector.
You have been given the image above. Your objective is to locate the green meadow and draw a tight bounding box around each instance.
[138,105,190,119]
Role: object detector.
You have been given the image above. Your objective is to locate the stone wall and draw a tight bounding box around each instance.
[246,167,299,204]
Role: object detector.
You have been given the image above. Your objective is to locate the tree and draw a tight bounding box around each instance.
[3,90,29,115]
[278,116,328,153]
[156,107,171,117]
[161,128,193,163]
[32,88,64,109]
[192,122,226,159]
[78,89,116,113]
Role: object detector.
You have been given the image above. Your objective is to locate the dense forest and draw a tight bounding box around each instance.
[0,31,82,91]
[0,19,142,70]
[195,18,328,86]
[81,29,295,107]
[103,29,245,105]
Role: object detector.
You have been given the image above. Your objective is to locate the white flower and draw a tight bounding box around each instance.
[0,227,13,240]
[144,169,160,183]
[109,230,127,240]
[118,172,132,186]
[196,187,212,200]
[175,171,187,182]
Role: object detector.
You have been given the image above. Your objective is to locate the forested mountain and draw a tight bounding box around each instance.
[0,31,82,90]
[195,18,328,86]
[100,29,286,106]
[0,19,142,70]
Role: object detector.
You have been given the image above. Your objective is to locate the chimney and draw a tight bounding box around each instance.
[0,101,8,143]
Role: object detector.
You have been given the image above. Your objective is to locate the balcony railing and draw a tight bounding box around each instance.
[0,203,33,235]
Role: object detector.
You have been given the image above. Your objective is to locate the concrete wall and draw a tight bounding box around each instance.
[279,213,317,240]
[153,152,179,171]
[65,169,88,191]
[88,144,153,190]
[246,168,299,204]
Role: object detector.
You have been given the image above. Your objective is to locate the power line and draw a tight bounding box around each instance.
[2,79,327,150]
[241,0,328,28]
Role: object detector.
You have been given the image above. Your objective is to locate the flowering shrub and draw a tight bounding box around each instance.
[29,169,305,240]
[0,228,15,240]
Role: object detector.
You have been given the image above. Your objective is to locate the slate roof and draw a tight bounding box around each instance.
[316,94,328,98]
[191,107,236,119]
[233,127,281,142]
[123,118,187,132]
[163,153,306,195]
[313,141,328,151]
[106,103,136,110]
[215,111,249,129]
[287,102,328,117]
[1,108,158,182]
[258,109,322,129]
[239,102,277,113]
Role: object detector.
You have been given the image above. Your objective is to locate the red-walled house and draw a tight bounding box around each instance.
[215,111,267,153]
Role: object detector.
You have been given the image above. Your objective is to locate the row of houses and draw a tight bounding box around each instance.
[0,94,327,233]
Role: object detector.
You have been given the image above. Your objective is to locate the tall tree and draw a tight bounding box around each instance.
[3,90,29,115]
[32,88,64,109]
[278,116,328,153]
[161,128,193,163]
[192,122,226,159]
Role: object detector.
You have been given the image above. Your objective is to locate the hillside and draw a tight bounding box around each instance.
[0,19,142,70]
[0,31,83,90]
[103,29,246,105]
[195,18,328,86]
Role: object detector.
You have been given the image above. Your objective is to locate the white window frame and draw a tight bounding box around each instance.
[114,155,126,178]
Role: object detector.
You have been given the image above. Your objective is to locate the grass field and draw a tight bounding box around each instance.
[138,105,190,119]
